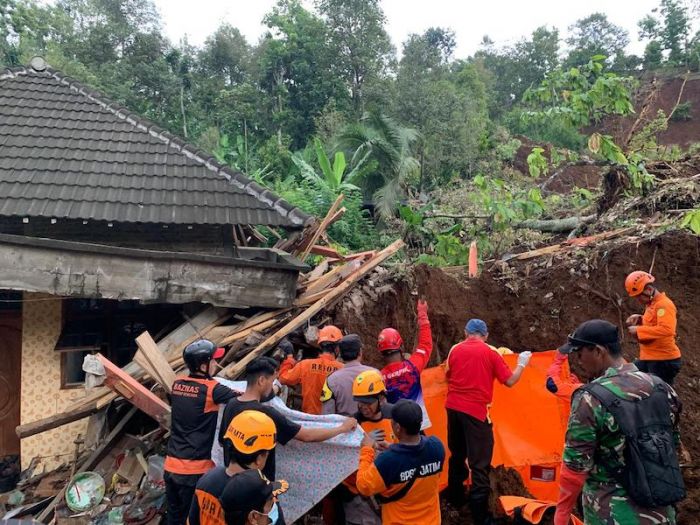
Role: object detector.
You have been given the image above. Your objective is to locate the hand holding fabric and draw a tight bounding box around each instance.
[517,351,532,368]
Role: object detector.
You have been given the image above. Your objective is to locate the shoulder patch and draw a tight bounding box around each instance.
[320,381,333,402]
[657,308,666,318]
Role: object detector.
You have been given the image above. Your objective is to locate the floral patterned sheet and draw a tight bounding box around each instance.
[213,379,365,523]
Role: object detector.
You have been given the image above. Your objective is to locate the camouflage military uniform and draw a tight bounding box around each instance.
[563,363,681,525]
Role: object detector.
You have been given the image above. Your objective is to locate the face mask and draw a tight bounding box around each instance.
[267,502,279,525]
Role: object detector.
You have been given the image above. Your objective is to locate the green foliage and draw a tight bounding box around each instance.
[671,101,692,122]
[336,112,420,217]
[680,209,700,235]
[523,56,635,128]
[416,234,469,267]
[291,137,372,195]
[472,174,546,231]
[572,187,596,208]
[565,13,630,69]
[588,133,628,164]
[526,147,548,178]
[316,0,394,115]
[505,108,586,150]
[639,0,691,66]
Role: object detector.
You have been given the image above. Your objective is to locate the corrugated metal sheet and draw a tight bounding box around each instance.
[0,65,311,227]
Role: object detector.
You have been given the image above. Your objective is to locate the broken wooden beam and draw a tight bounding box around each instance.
[298,195,345,260]
[15,404,97,439]
[303,259,362,297]
[219,317,285,346]
[17,307,226,439]
[309,245,342,258]
[219,239,405,379]
[135,332,177,394]
[97,354,171,429]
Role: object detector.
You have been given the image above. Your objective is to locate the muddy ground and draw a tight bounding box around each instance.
[332,230,700,524]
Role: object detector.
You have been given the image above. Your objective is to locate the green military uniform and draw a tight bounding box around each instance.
[563,363,680,525]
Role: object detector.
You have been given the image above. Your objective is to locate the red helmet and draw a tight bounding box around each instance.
[377,328,403,353]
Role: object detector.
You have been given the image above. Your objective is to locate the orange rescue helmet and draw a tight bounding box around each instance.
[377,328,403,353]
[625,271,655,297]
[352,370,386,400]
[224,410,277,454]
[318,325,343,344]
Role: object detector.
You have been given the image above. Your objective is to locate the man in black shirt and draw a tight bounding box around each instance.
[218,357,357,481]
[165,340,238,525]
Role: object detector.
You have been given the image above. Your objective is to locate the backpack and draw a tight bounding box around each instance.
[582,376,686,508]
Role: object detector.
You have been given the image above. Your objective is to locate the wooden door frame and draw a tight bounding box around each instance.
[0,310,22,458]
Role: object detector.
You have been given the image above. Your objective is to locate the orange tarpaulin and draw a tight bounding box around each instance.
[499,496,583,525]
[422,350,568,502]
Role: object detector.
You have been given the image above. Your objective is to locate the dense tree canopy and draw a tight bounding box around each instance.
[0,0,697,256]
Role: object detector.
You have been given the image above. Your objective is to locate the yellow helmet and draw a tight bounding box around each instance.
[224,410,277,454]
[352,370,386,401]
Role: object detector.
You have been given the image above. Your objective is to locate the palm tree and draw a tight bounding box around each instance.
[336,112,420,217]
[291,138,370,197]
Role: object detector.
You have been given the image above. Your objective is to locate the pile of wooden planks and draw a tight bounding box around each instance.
[15,220,404,438]
[10,193,406,523]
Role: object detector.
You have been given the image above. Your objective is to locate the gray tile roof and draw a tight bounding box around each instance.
[0,59,311,227]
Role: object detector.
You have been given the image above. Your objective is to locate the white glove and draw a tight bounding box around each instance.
[517,351,532,368]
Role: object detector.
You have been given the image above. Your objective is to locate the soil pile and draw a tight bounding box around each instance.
[332,230,700,524]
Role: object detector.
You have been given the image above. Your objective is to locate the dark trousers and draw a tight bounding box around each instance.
[165,471,202,525]
[635,358,681,386]
[447,408,494,521]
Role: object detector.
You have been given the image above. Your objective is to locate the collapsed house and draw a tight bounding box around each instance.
[0,56,312,475]
[0,58,403,523]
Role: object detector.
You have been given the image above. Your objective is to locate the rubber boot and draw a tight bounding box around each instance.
[469,497,494,525]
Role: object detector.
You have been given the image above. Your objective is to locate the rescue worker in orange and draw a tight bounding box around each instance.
[342,370,397,525]
[188,410,277,525]
[279,325,344,414]
[356,399,445,525]
[378,301,432,426]
[625,271,682,385]
[165,340,239,525]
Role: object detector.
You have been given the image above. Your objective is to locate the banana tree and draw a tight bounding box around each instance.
[292,138,371,196]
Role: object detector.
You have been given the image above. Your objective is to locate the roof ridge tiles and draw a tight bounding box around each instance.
[0,61,313,228]
[39,67,311,226]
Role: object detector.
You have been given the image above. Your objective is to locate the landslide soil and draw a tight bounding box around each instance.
[332,231,700,524]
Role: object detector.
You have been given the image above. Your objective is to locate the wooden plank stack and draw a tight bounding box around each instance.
[15,193,405,450]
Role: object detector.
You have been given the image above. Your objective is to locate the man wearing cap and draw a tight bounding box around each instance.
[624,271,682,385]
[220,469,289,525]
[554,319,683,525]
[340,369,397,525]
[444,319,531,524]
[188,410,276,525]
[356,399,445,525]
[322,334,379,417]
[279,325,344,414]
[165,340,239,525]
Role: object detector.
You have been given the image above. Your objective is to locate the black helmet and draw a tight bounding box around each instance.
[183,339,223,374]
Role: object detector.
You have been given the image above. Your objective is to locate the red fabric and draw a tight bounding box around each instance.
[409,307,433,373]
[553,464,586,525]
[445,339,512,421]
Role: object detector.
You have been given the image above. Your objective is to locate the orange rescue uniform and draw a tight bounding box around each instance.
[637,292,681,361]
[279,353,343,414]
[356,435,445,525]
